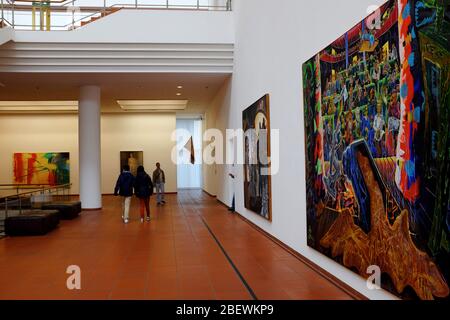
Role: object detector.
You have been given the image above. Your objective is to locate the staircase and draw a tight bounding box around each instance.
[80,8,121,28]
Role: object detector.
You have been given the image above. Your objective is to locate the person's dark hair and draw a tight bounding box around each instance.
[137,165,145,174]
[123,165,130,172]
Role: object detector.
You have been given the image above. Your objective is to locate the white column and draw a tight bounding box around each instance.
[79,86,102,210]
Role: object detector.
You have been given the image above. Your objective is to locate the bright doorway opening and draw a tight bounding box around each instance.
[176,118,203,189]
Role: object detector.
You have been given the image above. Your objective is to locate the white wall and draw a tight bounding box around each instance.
[101,113,177,194]
[0,114,79,193]
[0,27,13,46]
[203,76,232,198]
[0,113,177,194]
[4,9,234,73]
[13,9,234,44]
[205,0,397,299]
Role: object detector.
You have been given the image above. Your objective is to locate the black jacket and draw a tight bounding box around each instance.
[134,172,153,198]
[114,171,135,197]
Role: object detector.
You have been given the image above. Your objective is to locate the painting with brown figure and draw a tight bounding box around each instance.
[243,94,272,221]
[120,151,143,177]
[302,0,449,299]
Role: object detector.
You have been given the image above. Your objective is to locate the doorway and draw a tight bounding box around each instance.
[176,118,203,189]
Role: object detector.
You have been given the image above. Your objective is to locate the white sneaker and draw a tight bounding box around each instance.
[146,216,151,222]
[140,218,144,223]
[124,219,129,224]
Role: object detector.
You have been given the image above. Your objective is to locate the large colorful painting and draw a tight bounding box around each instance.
[243,94,272,220]
[13,153,70,186]
[120,151,143,177]
[302,0,449,300]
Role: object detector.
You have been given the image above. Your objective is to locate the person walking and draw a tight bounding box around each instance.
[134,165,153,223]
[153,162,166,206]
[114,164,134,224]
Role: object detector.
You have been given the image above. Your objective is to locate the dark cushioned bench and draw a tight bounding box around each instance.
[0,197,32,210]
[41,201,81,220]
[5,210,59,236]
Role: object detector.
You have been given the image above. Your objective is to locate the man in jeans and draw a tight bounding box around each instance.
[153,162,166,206]
[114,164,134,224]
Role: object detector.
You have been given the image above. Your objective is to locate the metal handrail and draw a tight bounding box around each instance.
[0,183,72,200]
[0,183,72,235]
[1,0,232,31]
[0,183,57,186]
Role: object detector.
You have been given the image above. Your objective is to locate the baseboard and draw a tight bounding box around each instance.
[102,192,178,196]
[234,212,368,301]
[202,189,217,198]
[217,198,229,208]
[2,193,182,198]
[82,207,102,211]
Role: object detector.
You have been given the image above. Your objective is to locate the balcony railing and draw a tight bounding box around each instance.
[0,0,232,31]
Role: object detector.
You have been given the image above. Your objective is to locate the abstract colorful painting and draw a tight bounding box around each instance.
[13,153,70,186]
[120,151,143,177]
[243,94,272,220]
[302,0,449,300]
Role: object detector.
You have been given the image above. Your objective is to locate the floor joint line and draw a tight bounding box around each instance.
[201,216,258,301]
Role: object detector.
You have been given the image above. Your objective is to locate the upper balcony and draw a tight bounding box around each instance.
[0,0,234,73]
[0,0,232,31]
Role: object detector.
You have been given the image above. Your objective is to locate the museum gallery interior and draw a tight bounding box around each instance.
[0,0,448,301]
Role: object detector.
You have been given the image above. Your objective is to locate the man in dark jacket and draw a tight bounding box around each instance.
[152,162,166,206]
[114,165,134,224]
[134,166,153,223]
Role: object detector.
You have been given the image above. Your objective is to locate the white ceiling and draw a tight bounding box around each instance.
[0,72,230,114]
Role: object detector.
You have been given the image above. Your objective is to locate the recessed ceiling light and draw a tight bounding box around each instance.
[176,93,182,96]
[177,86,183,89]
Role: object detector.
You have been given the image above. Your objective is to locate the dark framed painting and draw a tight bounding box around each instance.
[120,151,143,177]
[302,0,449,300]
[243,94,272,221]
[13,152,70,186]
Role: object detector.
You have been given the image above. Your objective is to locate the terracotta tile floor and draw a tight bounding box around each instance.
[0,190,353,300]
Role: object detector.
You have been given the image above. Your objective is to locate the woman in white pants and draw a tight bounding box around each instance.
[114,164,135,223]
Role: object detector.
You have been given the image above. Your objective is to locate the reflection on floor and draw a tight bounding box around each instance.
[0,190,353,300]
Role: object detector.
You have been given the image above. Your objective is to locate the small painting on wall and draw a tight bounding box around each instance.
[13,152,70,186]
[242,94,272,221]
[120,151,143,177]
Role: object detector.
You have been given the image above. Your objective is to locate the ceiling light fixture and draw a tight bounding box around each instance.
[0,101,78,113]
[176,93,182,96]
[177,86,183,89]
[117,100,188,111]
